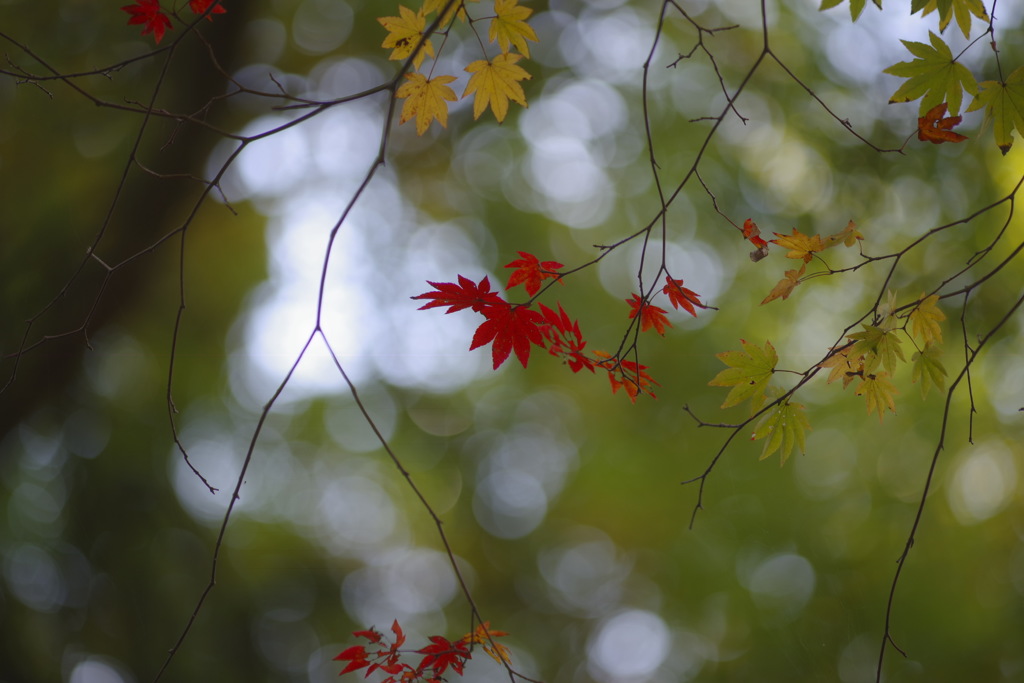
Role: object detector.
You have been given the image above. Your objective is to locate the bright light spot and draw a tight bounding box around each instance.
[342,548,458,626]
[291,0,353,55]
[3,544,65,612]
[315,474,401,557]
[744,553,816,617]
[587,610,670,681]
[235,116,311,198]
[474,470,548,538]
[538,529,632,616]
[947,440,1019,524]
[562,8,656,84]
[68,657,131,683]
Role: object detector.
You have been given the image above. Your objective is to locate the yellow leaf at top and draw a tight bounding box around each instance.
[490,0,539,57]
[770,228,823,263]
[463,53,531,123]
[397,73,458,135]
[908,293,945,345]
[378,5,434,70]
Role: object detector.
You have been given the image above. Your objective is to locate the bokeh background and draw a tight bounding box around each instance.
[2,1,1023,682]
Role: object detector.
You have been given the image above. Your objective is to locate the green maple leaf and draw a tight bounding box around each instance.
[819,0,882,22]
[883,31,978,116]
[966,66,1024,155]
[751,400,811,466]
[912,0,989,40]
[709,339,778,412]
[848,325,905,376]
[856,373,898,421]
[912,343,948,397]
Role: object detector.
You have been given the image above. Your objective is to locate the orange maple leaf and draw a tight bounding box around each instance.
[626,293,672,335]
[918,103,968,144]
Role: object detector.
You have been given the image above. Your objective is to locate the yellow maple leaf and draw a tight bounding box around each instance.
[378,5,434,70]
[821,219,864,249]
[489,0,539,57]
[397,73,458,135]
[908,293,945,345]
[760,263,805,305]
[463,53,531,123]
[855,372,898,421]
[770,228,824,263]
[423,0,479,24]
[819,345,863,388]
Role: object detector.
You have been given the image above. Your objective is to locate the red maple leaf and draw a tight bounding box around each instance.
[471,304,546,369]
[917,102,968,144]
[412,275,505,314]
[595,352,659,402]
[626,294,672,335]
[662,277,702,317]
[189,0,227,20]
[122,0,173,44]
[504,251,564,296]
[417,636,470,677]
[333,645,370,675]
[539,303,594,373]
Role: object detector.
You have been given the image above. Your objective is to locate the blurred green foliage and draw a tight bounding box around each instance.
[1,1,1023,683]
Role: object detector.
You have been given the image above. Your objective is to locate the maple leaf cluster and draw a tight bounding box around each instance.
[121,0,225,44]
[750,219,863,305]
[335,620,510,683]
[381,0,537,135]
[414,254,706,402]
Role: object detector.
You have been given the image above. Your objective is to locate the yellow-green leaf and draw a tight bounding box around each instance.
[966,66,1024,155]
[709,339,778,412]
[463,53,531,123]
[908,293,946,345]
[913,0,989,39]
[848,324,905,376]
[911,342,947,397]
[883,31,977,116]
[489,0,539,57]
[855,372,898,421]
[819,0,881,21]
[396,73,458,135]
[752,400,810,466]
[821,220,864,249]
